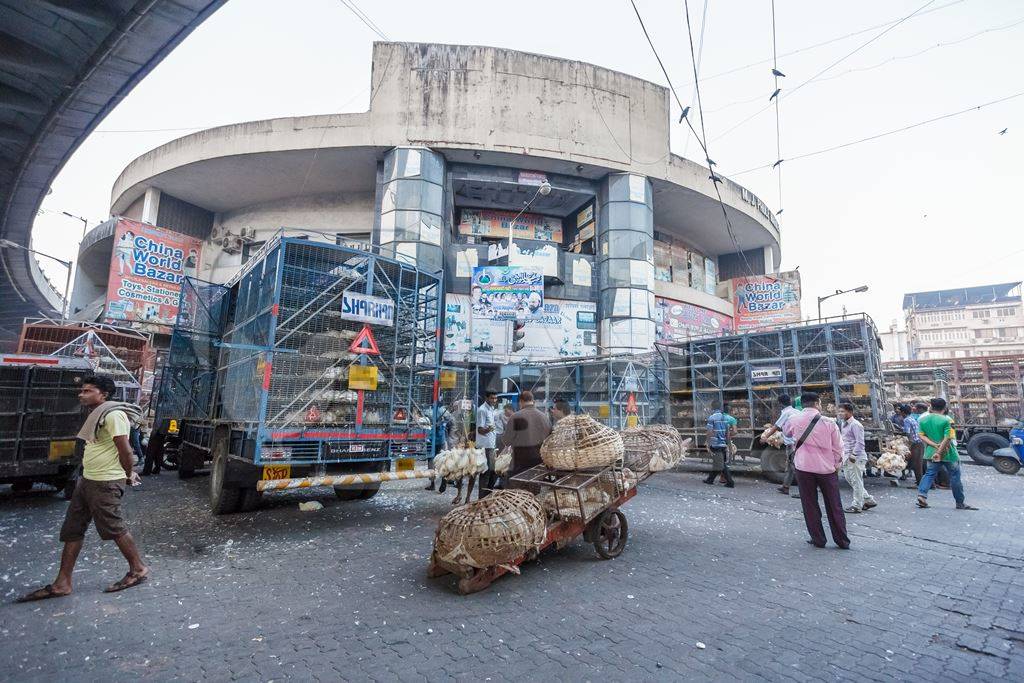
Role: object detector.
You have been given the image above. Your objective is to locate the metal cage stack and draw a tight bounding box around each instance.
[160,235,442,468]
[662,315,890,448]
[516,354,669,429]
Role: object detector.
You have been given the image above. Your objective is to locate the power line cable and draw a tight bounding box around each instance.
[680,0,710,159]
[770,0,783,214]
[711,0,939,144]
[680,0,759,280]
[703,14,1024,115]
[337,0,389,41]
[698,0,966,84]
[725,89,1024,177]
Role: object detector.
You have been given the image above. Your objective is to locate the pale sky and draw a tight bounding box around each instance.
[31,0,1024,329]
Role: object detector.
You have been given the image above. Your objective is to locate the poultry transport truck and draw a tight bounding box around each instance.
[153,234,442,513]
[660,314,893,482]
[883,355,1024,465]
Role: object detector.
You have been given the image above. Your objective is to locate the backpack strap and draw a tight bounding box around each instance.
[793,415,822,454]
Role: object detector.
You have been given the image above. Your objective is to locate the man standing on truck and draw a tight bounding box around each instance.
[475,391,501,498]
[837,402,876,514]
[916,397,978,510]
[784,391,849,549]
[761,394,800,495]
[17,375,149,602]
[704,405,736,488]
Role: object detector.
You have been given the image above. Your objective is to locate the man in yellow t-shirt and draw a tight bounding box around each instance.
[18,375,149,602]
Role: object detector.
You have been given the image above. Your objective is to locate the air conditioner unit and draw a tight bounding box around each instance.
[240,227,256,242]
[221,235,243,255]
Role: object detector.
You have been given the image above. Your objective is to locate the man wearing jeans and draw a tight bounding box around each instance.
[916,397,978,510]
[704,405,736,488]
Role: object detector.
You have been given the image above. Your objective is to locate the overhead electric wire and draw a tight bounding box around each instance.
[725,89,1024,177]
[680,0,760,280]
[710,0,939,144]
[698,0,965,84]
[770,0,783,214]
[680,0,710,160]
[337,0,389,41]
[702,14,1024,115]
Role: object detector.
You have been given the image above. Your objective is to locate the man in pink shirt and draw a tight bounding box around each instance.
[783,391,850,549]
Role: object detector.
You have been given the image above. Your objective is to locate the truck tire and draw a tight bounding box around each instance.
[209,432,240,515]
[238,487,262,512]
[334,486,365,501]
[993,456,1021,475]
[967,433,1009,466]
[358,483,381,500]
[11,480,33,493]
[758,447,788,484]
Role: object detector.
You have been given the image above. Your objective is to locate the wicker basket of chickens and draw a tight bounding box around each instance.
[540,414,624,470]
[432,489,547,569]
[876,451,907,475]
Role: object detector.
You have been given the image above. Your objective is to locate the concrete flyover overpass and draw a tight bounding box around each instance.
[0,0,227,349]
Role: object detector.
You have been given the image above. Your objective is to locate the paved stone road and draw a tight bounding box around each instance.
[1,461,1022,682]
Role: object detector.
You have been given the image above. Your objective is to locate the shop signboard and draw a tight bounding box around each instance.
[458,209,563,243]
[340,292,395,326]
[442,294,597,363]
[104,219,202,330]
[750,366,784,382]
[471,266,544,320]
[655,297,734,341]
[732,270,802,331]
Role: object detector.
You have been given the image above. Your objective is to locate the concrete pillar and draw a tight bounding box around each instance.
[375,147,445,273]
[596,173,656,354]
[141,187,161,225]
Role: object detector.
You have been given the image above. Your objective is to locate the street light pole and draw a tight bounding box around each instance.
[0,239,73,322]
[61,211,89,239]
[817,285,869,320]
[503,180,552,364]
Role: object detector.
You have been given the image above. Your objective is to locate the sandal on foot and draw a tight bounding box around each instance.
[16,584,70,603]
[916,496,929,508]
[844,506,862,513]
[863,501,877,510]
[956,504,978,511]
[104,570,148,593]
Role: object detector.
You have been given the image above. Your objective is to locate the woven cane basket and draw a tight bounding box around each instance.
[540,414,624,470]
[619,428,660,472]
[433,489,547,569]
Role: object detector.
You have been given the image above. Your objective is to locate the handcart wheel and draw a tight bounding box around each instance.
[593,509,628,559]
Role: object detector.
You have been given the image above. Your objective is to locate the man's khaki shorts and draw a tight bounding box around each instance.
[59,478,128,542]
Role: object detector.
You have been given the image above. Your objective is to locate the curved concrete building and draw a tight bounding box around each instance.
[74,42,780,365]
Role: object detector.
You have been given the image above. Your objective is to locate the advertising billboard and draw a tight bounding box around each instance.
[655,297,734,342]
[443,294,597,363]
[732,270,802,331]
[471,266,544,320]
[458,209,563,243]
[104,219,202,330]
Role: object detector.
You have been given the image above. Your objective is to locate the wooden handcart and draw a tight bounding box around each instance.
[428,465,638,595]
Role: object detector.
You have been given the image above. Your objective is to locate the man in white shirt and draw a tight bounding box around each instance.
[837,402,876,513]
[760,394,801,495]
[475,391,500,499]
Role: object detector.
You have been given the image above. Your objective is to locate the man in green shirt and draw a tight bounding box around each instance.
[18,375,149,602]
[915,397,977,510]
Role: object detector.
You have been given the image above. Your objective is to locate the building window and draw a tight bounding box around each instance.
[972,309,991,319]
[996,306,1018,317]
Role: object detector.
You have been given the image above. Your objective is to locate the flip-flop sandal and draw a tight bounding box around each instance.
[916,496,929,508]
[16,584,70,603]
[844,506,862,513]
[104,571,148,593]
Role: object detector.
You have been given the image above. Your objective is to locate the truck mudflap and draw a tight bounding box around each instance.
[257,469,433,492]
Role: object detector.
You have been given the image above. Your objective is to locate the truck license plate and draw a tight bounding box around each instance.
[261,465,291,481]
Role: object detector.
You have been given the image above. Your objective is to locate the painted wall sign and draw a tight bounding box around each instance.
[654,297,734,341]
[750,366,784,381]
[340,292,395,327]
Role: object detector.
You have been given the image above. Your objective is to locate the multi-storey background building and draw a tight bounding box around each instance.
[904,282,1024,360]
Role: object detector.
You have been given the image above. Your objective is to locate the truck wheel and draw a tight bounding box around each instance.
[333,486,365,501]
[209,434,240,515]
[993,457,1021,475]
[758,447,787,484]
[11,481,33,493]
[238,487,262,512]
[967,433,1009,466]
[358,483,381,500]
